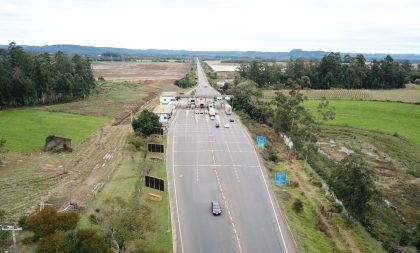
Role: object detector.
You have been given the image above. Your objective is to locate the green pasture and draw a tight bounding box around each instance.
[0,109,108,152]
[304,100,420,145]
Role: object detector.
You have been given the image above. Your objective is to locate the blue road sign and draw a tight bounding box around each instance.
[257,135,266,147]
[275,172,287,186]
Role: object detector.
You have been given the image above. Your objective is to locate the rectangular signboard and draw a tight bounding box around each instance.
[257,135,266,147]
[147,143,164,153]
[153,127,164,135]
[145,175,165,191]
[275,172,287,186]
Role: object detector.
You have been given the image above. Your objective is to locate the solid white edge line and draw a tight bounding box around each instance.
[241,120,290,253]
[171,112,185,253]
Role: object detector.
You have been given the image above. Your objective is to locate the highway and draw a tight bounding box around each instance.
[167,60,297,253]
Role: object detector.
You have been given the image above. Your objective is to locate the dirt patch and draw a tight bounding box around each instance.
[92,62,189,82]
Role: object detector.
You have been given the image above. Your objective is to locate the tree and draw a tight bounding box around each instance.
[91,197,156,253]
[317,99,336,121]
[0,42,96,107]
[329,155,375,221]
[131,110,162,136]
[35,232,65,253]
[26,207,79,240]
[62,229,112,253]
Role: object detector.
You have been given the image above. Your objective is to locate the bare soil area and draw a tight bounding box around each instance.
[92,61,189,82]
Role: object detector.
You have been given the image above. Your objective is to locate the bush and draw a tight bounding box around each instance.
[35,232,65,253]
[132,110,162,136]
[45,135,56,145]
[128,137,144,151]
[330,202,343,213]
[26,207,79,240]
[18,215,28,229]
[292,199,303,213]
[265,144,278,162]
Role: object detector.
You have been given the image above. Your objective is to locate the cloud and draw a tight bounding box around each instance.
[0,0,419,53]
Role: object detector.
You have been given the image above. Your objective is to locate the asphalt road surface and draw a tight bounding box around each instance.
[167,60,297,253]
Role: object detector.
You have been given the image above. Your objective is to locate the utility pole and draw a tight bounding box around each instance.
[1,225,22,250]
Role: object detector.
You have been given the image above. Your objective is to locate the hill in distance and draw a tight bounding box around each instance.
[1,44,420,62]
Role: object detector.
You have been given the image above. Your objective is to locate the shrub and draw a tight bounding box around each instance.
[292,199,303,213]
[45,135,56,145]
[131,110,162,136]
[265,144,278,162]
[26,207,79,240]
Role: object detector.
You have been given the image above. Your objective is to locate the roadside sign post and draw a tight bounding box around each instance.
[275,172,287,186]
[256,136,266,148]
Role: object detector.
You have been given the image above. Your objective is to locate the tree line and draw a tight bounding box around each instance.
[0,42,96,108]
[174,62,197,88]
[238,53,418,89]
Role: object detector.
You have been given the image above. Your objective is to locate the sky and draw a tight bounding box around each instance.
[1,0,420,54]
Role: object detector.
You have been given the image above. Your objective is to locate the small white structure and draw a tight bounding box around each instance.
[160,92,177,105]
[153,105,173,124]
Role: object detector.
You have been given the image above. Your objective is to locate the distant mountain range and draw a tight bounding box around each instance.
[1,44,420,62]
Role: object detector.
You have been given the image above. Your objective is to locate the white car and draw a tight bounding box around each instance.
[224,124,230,128]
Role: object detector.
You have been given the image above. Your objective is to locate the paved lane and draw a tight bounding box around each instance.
[167,60,297,253]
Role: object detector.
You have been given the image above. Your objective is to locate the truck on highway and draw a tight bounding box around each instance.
[209,107,216,119]
[224,104,232,115]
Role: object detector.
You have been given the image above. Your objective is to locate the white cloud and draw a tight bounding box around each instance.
[0,0,419,53]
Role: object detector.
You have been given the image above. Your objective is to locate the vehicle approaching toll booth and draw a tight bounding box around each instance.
[209,107,216,119]
[224,104,232,115]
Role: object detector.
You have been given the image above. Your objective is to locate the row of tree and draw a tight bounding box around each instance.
[0,42,96,107]
[174,63,196,88]
[238,53,417,89]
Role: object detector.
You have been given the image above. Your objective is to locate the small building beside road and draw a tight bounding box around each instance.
[153,104,174,124]
[160,92,177,105]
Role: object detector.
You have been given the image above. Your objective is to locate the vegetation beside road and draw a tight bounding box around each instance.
[238,113,385,253]
[214,67,419,252]
[78,132,171,253]
[174,61,197,88]
[0,60,186,252]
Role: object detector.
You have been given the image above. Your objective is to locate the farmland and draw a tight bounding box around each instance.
[303,100,420,145]
[0,61,187,225]
[92,61,189,82]
[0,109,108,152]
[263,85,420,103]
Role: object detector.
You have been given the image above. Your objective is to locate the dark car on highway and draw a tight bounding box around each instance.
[215,123,220,128]
[229,118,234,122]
[211,201,222,216]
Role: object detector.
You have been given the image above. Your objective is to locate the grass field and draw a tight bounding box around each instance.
[263,85,420,103]
[0,109,108,152]
[303,100,420,145]
[79,135,171,252]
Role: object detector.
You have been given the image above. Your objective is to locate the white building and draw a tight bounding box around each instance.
[160,92,177,105]
[153,104,173,124]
